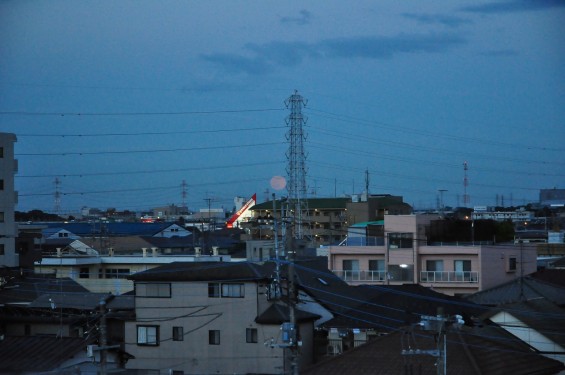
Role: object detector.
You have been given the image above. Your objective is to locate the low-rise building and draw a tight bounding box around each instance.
[124,261,320,374]
[324,214,538,296]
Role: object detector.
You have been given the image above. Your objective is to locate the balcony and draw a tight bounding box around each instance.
[420,271,479,283]
[332,270,387,282]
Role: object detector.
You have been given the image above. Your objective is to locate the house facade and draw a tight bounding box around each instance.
[124,262,319,374]
[324,214,538,296]
[35,251,232,294]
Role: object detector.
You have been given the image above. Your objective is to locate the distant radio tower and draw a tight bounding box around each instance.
[463,161,470,206]
[285,90,309,240]
[54,177,61,214]
[181,180,188,208]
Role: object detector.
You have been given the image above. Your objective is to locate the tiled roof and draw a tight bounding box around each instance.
[302,325,565,375]
[315,283,483,332]
[0,336,91,373]
[128,261,274,282]
[466,276,565,306]
[531,268,565,288]
[28,292,112,310]
[482,298,565,349]
[45,222,172,236]
[0,274,89,305]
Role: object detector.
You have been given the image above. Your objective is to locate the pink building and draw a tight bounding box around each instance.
[324,214,537,296]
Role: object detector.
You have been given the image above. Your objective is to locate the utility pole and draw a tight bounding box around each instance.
[401,309,465,375]
[99,296,108,375]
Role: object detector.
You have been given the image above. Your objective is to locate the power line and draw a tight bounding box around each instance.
[0,108,285,116]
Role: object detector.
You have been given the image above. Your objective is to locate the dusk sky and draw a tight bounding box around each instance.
[1,0,564,214]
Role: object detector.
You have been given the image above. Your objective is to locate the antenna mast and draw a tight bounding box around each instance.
[181,180,188,209]
[285,90,309,240]
[54,177,61,215]
[463,161,470,207]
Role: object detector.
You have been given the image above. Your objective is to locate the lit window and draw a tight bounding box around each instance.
[137,325,159,346]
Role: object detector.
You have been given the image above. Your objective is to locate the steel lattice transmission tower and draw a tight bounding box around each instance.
[284,90,309,240]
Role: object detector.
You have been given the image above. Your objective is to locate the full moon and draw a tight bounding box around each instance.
[270,176,287,190]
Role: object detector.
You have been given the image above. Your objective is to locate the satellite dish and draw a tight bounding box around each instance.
[270,176,286,190]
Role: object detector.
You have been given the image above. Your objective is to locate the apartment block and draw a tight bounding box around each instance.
[325,214,538,296]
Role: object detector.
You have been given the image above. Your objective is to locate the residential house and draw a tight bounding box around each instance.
[301,324,565,375]
[124,261,321,374]
[34,249,232,294]
[466,273,565,366]
[324,214,538,296]
[0,271,134,374]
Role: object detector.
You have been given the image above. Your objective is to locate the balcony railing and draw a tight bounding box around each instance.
[332,270,480,284]
[420,271,479,283]
[332,270,387,282]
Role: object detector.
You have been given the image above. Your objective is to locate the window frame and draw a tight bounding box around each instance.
[208,282,244,298]
[507,257,517,272]
[136,282,172,298]
[137,325,159,346]
[172,326,184,341]
[209,330,220,345]
[246,328,258,343]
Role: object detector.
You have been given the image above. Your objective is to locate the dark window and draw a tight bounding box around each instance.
[508,257,517,272]
[79,267,90,279]
[0,212,4,223]
[208,283,220,298]
[0,179,3,190]
[246,328,258,343]
[105,268,130,279]
[0,147,3,158]
[389,233,413,249]
[368,259,384,271]
[209,330,220,345]
[137,325,159,346]
[208,282,244,298]
[173,326,183,341]
[136,283,171,298]
[0,244,4,256]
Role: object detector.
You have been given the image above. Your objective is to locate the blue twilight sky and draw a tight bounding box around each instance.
[1,0,564,214]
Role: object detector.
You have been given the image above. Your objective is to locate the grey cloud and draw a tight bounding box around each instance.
[461,0,565,14]
[402,13,473,28]
[280,9,313,26]
[202,33,467,75]
[201,53,272,75]
[319,34,467,59]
